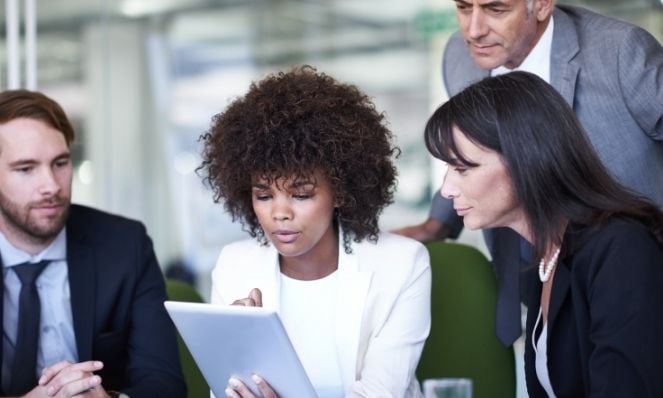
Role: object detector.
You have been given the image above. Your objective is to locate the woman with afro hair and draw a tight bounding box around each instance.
[200,66,431,398]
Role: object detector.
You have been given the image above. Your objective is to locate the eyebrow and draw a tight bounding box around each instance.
[8,152,70,168]
[289,180,316,189]
[481,1,510,8]
[251,180,316,190]
[454,0,510,8]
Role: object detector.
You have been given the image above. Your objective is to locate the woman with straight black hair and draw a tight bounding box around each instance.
[426,71,663,397]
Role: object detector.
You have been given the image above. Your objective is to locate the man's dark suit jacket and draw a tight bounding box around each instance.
[0,204,186,397]
[523,219,663,397]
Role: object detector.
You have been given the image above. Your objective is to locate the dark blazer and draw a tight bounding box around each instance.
[523,219,663,397]
[0,204,186,397]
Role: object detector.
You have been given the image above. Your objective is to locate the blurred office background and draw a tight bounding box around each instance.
[1,0,660,298]
[1,0,660,294]
[1,1,660,396]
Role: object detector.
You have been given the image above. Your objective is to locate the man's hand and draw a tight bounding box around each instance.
[20,360,111,398]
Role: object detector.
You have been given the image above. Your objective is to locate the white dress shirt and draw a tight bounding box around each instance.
[492,16,555,83]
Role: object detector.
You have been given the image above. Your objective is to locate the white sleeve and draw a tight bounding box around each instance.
[348,244,432,397]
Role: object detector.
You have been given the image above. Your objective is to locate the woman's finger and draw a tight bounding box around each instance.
[231,288,263,307]
[248,289,263,307]
[252,374,278,398]
[227,377,256,398]
[231,297,256,306]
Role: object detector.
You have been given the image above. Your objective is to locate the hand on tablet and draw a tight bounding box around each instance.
[232,288,263,307]
[226,374,277,398]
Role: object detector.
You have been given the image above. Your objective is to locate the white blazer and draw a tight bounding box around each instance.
[211,231,431,397]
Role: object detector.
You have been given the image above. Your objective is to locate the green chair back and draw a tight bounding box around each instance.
[165,279,209,398]
[417,242,516,398]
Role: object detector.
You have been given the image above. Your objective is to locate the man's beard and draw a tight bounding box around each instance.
[0,191,70,243]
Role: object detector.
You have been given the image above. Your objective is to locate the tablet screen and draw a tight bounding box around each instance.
[165,301,318,398]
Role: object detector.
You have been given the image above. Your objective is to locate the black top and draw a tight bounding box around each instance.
[524,218,663,397]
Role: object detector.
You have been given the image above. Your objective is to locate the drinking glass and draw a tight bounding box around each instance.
[423,378,473,398]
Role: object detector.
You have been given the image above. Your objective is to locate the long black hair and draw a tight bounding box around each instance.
[425,71,663,264]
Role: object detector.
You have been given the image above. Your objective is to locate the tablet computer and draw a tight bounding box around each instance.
[164,301,317,398]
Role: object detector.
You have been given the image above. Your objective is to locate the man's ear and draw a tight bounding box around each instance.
[535,0,555,22]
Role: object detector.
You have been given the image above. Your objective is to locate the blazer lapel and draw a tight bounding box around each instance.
[66,228,96,362]
[547,221,587,333]
[547,258,571,334]
[334,242,372,390]
[550,7,580,106]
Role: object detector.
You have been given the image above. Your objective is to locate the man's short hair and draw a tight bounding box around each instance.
[0,89,75,145]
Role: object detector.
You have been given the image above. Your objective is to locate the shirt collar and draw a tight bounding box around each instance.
[491,16,555,83]
[0,228,67,267]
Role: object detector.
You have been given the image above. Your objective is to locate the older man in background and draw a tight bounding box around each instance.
[395,0,663,347]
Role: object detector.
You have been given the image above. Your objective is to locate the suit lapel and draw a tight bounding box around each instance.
[334,241,371,390]
[547,223,587,336]
[66,219,96,362]
[550,7,580,106]
[547,257,571,336]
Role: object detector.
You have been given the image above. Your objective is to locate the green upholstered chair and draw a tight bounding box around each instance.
[165,279,209,398]
[417,242,516,398]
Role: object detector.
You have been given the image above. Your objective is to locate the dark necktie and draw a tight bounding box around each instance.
[7,260,50,396]
[491,228,525,347]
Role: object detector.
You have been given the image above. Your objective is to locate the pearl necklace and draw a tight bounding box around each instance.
[538,247,561,283]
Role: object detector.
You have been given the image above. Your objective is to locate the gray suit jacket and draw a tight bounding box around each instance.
[433,4,663,234]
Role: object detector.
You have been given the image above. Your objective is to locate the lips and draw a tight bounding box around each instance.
[31,199,66,217]
[454,207,471,216]
[469,42,498,54]
[32,205,63,217]
[272,230,300,244]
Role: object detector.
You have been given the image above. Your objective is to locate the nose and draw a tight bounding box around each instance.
[440,171,459,200]
[38,167,61,196]
[467,9,488,40]
[271,196,293,222]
